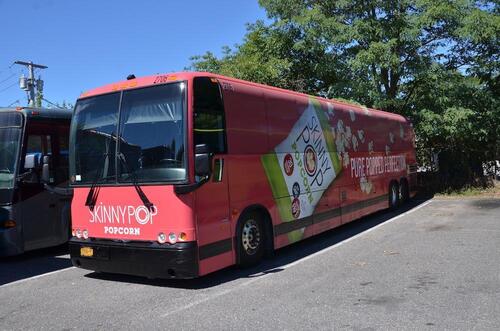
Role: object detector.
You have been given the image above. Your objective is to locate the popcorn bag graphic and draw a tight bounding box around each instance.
[261,99,342,242]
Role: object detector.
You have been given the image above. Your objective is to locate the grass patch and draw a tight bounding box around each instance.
[435,180,500,198]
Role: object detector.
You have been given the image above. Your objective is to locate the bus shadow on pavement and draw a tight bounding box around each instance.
[85,197,432,289]
[0,244,71,286]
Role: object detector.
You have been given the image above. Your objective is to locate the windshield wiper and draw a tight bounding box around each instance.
[85,153,114,211]
[117,152,155,211]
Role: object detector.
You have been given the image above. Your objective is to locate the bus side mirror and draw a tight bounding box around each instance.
[41,155,51,183]
[195,144,211,178]
[24,154,38,170]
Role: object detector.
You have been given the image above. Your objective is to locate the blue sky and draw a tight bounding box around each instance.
[0,0,267,107]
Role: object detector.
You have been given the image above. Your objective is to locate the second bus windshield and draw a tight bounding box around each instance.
[70,82,186,185]
[0,112,22,189]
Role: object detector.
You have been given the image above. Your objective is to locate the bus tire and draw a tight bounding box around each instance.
[236,211,265,267]
[389,181,400,210]
[400,178,410,204]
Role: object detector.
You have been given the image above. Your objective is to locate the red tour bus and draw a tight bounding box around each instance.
[69,72,417,278]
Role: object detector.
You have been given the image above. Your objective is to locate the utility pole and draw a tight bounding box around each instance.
[14,60,47,107]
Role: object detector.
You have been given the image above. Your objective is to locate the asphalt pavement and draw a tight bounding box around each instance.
[1,198,499,330]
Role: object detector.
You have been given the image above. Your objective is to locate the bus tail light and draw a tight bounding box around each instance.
[168,233,177,244]
[76,229,82,239]
[2,220,16,228]
[157,232,167,244]
[82,229,89,239]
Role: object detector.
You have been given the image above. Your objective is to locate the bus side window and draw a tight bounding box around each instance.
[22,134,53,182]
[193,77,227,154]
[26,134,52,156]
[26,134,52,165]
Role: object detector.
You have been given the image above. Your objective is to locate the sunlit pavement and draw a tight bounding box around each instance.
[1,198,499,330]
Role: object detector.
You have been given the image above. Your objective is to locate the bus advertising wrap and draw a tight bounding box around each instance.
[261,98,409,243]
[261,99,342,242]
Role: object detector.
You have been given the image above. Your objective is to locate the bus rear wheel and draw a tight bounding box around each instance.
[400,178,410,204]
[389,181,400,210]
[237,212,265,267]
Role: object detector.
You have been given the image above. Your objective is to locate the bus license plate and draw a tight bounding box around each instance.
[80,247,94,257]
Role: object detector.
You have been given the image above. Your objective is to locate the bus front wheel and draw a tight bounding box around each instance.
[237,211,265,267]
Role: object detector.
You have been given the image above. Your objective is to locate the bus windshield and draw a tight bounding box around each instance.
[0,112,22,189]
[70,82,187,185]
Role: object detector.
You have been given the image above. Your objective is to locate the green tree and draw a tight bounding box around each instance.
[190,21,341,94]
[46,100,74,110]
[35,89,43,108]
[414,65,499,187]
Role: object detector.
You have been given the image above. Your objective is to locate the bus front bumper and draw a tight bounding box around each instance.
[69,239,199,279]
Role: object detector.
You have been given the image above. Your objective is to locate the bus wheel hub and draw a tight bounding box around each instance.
[242,219,260,255]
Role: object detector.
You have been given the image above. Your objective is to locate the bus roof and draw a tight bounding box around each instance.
[78,71,407,122]
[0,107,72,120]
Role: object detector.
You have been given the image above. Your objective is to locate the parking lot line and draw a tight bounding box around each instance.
[0,267,76,289]
[281,199,432,269]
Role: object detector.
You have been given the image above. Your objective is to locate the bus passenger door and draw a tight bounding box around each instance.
[18,132,59,250]
[194,157,232,274]
[193,77,232,275]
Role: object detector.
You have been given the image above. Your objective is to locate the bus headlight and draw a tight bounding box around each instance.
[157,232,167,244]
[168,233,177,244]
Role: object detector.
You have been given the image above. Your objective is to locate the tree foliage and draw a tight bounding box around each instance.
[189,0,499,189]
[46,100,74,110]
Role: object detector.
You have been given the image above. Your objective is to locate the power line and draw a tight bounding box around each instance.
[0,72,16,85]
[42,97,67,109]
[0,81,17,93]
[0,63,15,77]
[7,100,20,107]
